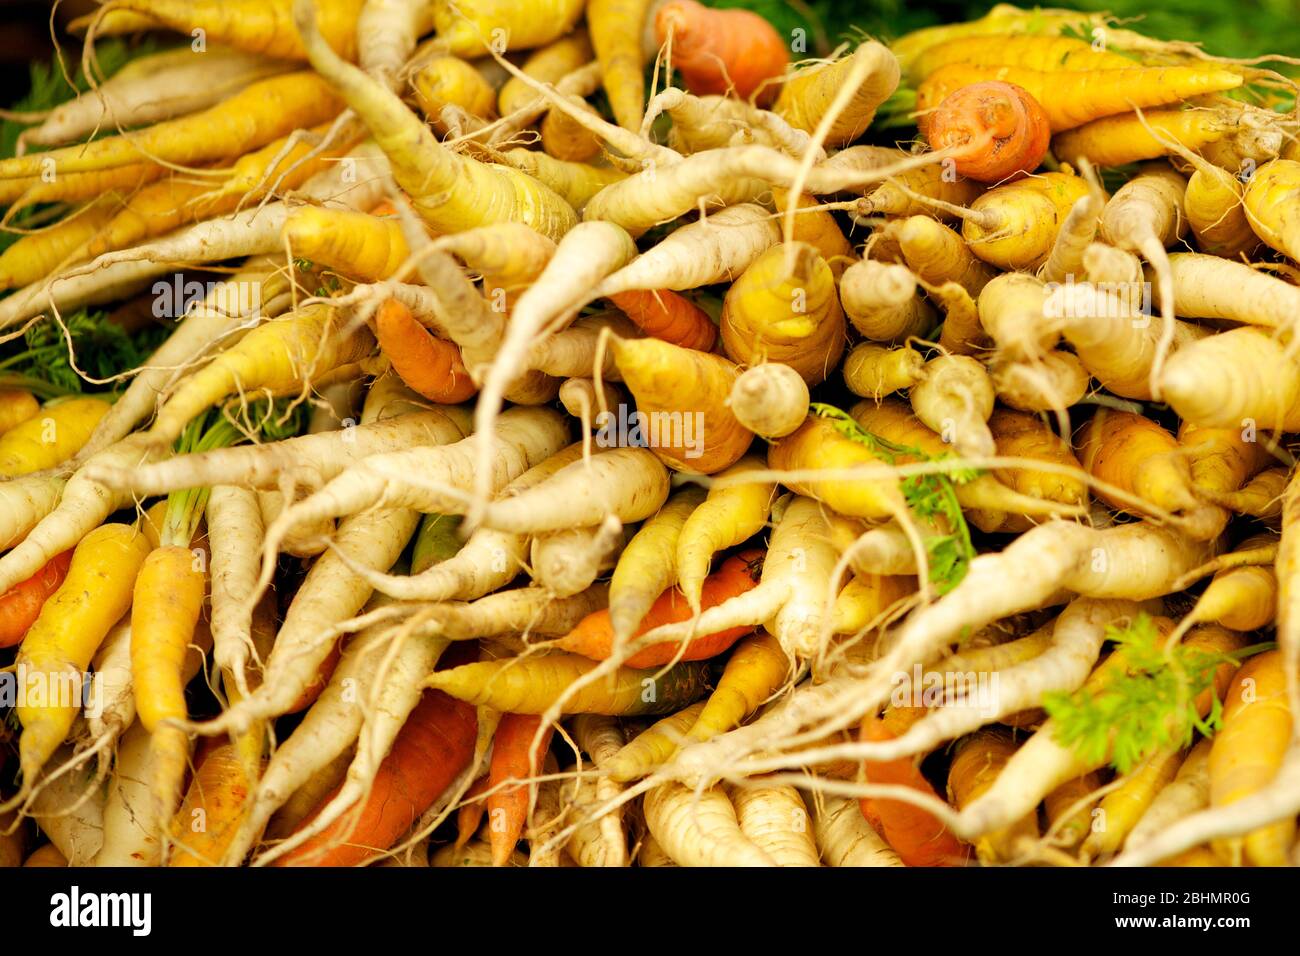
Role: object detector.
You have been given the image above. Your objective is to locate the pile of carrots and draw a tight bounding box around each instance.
[0,0,1299,869]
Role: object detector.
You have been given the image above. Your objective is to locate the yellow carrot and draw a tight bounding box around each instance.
[0,398,111,479]
[144,304,375,446]
[425,655,711,715]
[12,524,151,791]
[294,0,577,241]
[132,546,206,832]
[917,62,1244,133]
[611,336,753,474]
[284,207,411,281]
[687,630,789,742]
[0,73,344,180]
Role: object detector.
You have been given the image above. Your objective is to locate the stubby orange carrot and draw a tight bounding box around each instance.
[608,289,717,352]
[374,298,478,404]
[655,0,789,103]
[0,550,73,648]
[273,688,477,867]
[924,81,1050,183]
[860,714,969,867]
[487,713,556,866]
[557,549,763,668]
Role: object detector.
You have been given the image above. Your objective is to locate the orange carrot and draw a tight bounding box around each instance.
[609,290,717,352]
[455,776,490,849]
[557,549,762,668]
[169,742,264,867]
[923,81,1050,183]
[859,714,969,867]
[274,689,478,867]
[655,0,789,103]
[0,550,73,649]
[487,713,555,867]
[374,298,479,404]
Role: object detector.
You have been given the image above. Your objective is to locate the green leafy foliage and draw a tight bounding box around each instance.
[0,308,170,394]
[1043,613,1269,774]
[810,402,978,594]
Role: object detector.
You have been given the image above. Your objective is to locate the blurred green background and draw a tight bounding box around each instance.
[709,0,1300,60]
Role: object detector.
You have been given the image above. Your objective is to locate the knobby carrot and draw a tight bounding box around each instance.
[557,550,763,668]
[923,81,1050,183]
[0,550,73,648]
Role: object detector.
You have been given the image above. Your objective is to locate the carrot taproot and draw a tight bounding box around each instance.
[727,780,819,867]
[605,702,706,783]
[559,550,762,668]
[84,0,363,60]
[1208,650,1294,867]
[431,0,585,57]
[1243,158,1300,261]
[910,33,1135,80]
[923,81,1050,182]
[720,242,846,386]
[283,207,411,282]
[0,398,111,478]
[655,0,788,103]
[1079,748,1182,862]
[888,216,995,299]
[773,41,900,145]
[412,55,498,131]
[21,46,293,149]
[294,0,577,241]
[843,344,925,401]
[860,713,968,866]
[813,793,903,867]
[916,62,1244,133]
[8,524,151,800]
[168,743,264,867]
[497,31,594,117]
[686,629,789,743]
[644,782,776,866]
[273,689,477,866]
[0,200,116,292]
[486,714,555,866]
[374,298,477,404]
[946,729,1036,864]
[144,304,374,446]
[0,550,73,649]
[0,389,39,437]
[425,654,711,716]
[728,363,809,441]
[500,151,627,215]
[608,290,716,352]
[611,336,753,474]
[132,544,207,833]
[607,486,705,640]
[0,72,343,180]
